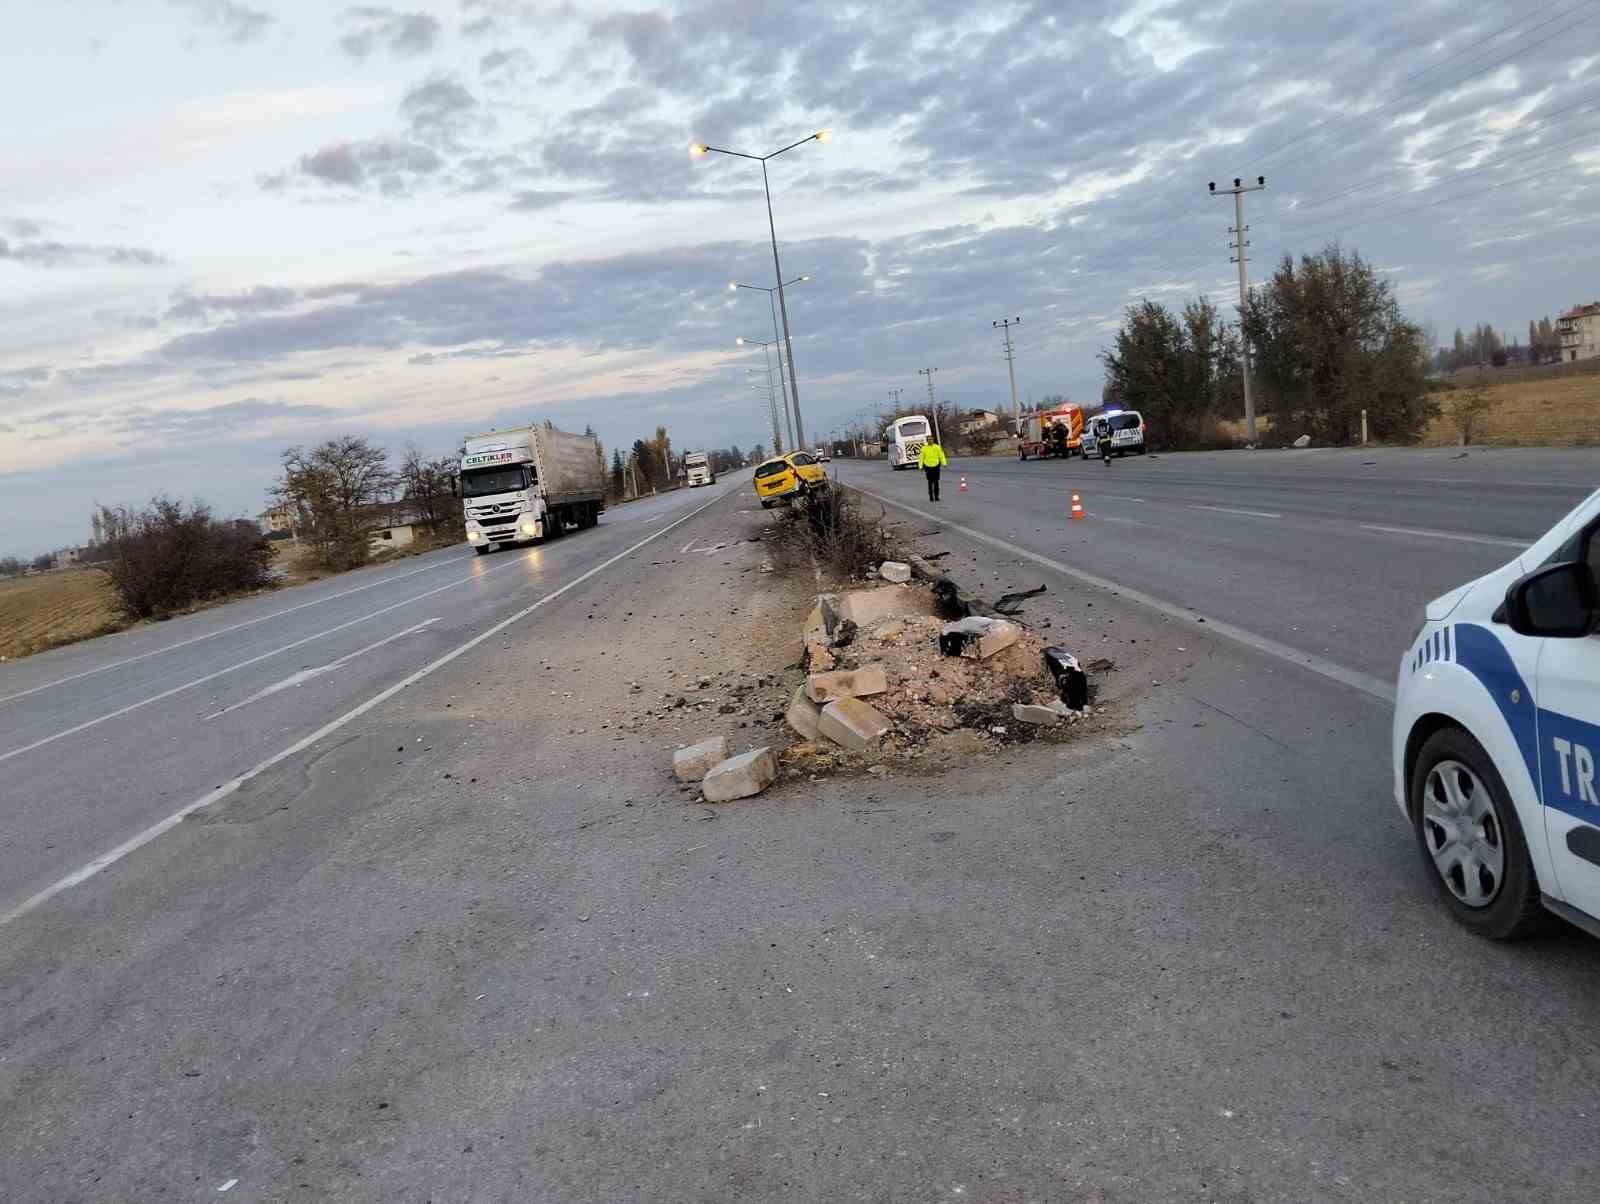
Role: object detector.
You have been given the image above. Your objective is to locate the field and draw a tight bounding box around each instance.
[0,569,123,660]
[1422,371,1600,447]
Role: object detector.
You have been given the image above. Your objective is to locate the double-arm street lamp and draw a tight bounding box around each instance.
[737,336,785,454]
[693,129,830,451]
[731,275,809,452]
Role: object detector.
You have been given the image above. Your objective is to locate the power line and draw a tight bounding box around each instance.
[1287,157,1598,237]
[1295,89,1600,211]
[1256,1,1599,168]
[1283,123,1600,230]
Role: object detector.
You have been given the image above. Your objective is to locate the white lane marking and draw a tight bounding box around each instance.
[1099,515,1150,527]
[202,618,442,720]
[1359,523,1527,550]
[1097,494,1148,502]
[855,487,1395,704]
[0,551,473,707]
[1,544,568,764]
[0,488,729,928]
[1189,504,1283,519]
[680,537,699,554]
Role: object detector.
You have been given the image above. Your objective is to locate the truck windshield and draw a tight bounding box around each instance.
[462,466,530,497]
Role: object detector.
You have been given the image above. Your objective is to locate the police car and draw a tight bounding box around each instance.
[1394,486,1600,939]
[1080,409,1147,458]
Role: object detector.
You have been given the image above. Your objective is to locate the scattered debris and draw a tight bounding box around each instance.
[703,747,778,802]
[673,736,730,782]
[836,585,929,628]
[807,664,889,704]
[1293,434,1312,448]
[785,684,823,739]
[1011,700,1079,726]
[805,641,836,672]
[1043,647,1089,710]
[817,697,892,750]
[829,619,858,649]
[932,576,969,620]
[879,560,912,584]
[939,616,1021,660]
[993,585,1047,616]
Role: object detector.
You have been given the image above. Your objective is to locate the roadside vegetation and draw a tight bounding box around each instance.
[761,487,893,580]
[94,497,276,620]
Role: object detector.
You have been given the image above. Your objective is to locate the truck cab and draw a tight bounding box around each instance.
[685,452,715,487]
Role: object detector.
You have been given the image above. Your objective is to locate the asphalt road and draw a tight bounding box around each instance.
[835,445,1597,683]
[4,452,1600,1201]
[0,485,731,923]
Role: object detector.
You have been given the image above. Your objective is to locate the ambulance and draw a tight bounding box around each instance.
[1393,486,1600,939]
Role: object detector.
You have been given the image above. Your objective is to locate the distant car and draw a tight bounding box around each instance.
[752,452,828,508]
[814,446,831,462]
[1392,486,1600,940]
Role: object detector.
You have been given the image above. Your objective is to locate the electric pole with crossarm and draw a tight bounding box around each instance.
[1210,175,1265,446]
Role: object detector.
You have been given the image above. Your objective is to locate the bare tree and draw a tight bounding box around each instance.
[275,436,397,570]
[398,442,459,530]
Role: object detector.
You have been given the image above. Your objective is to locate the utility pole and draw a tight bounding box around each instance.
[993,317,1021,436]
[918,367,942,445]
[1210,175,1265,445]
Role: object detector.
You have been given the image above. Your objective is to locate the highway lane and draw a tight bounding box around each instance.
[0,485,732,921]
[836,445,1595,683]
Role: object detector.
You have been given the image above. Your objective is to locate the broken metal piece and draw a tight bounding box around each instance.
[1043,647,1089,710]
[993,584,1047,616]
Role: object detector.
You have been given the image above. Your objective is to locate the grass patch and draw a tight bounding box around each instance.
[1418,371,1600,447]
[0,570,124,660]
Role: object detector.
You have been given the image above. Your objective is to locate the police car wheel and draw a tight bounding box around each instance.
[1410,726,1544,940]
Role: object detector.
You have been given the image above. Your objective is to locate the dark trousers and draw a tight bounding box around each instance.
[924,466,941,500]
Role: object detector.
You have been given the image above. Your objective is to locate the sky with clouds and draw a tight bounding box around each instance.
[3,0,1598,555]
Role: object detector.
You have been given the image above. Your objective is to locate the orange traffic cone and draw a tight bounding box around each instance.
[959,476,968,493]
[1070,491,1085,520]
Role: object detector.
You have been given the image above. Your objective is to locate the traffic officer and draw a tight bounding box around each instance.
[918,437,949,501]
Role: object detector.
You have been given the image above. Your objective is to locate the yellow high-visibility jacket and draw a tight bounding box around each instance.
[918,442,948,469]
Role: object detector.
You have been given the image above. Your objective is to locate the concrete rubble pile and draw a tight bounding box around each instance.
[785,562,1095,764]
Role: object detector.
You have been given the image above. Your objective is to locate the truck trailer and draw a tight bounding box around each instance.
[459,424,607,553]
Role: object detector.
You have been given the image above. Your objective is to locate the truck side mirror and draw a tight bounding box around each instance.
[1504,561,1599,638]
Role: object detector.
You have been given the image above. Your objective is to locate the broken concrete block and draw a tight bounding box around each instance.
[806,663,889,704]
[837,586,921,628]
[805,641,836,672]
[1293,434,1312,448]
[939,616,1021,660]
[702,747,778,802]
[785,684,822,740]
[1012,701,1074,726]
[879,560,912,584]
[673,735,730,782]
[817,697,891,751]
[873,619,906,642]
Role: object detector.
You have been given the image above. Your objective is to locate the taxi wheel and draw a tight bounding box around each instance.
[1410,726,1545,940]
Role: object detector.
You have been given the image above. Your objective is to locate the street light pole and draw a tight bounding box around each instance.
[694,129,829,452]
[994,317,1021,435]
[738,336,785,453]
[732,275,809,452]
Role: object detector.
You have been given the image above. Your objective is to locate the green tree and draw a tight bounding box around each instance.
[1242,243,1436,445]
[610,448,626,498]
[1099,294,1241,448]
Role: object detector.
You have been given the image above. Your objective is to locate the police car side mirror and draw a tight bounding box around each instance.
[1504,561,1599,638]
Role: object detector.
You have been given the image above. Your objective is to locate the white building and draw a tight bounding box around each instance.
[1558,302,1600,363]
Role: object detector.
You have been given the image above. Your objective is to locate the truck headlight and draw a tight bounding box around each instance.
[519,515,538,536]
[467,528,483,542]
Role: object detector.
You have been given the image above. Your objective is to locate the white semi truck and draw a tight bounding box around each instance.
[684,451,715,487]
[459,424,607,554]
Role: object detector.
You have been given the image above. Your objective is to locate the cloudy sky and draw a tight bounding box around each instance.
[3,0,1598,555]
